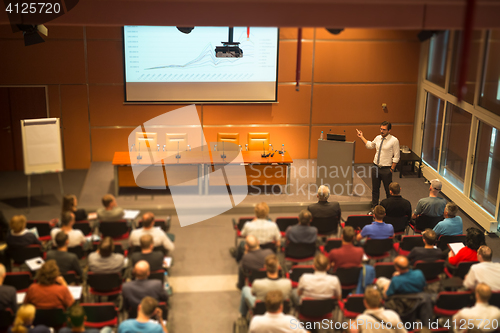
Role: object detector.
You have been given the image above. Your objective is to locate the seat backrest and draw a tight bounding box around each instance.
[276,217,299,232]
[383,215,409,233]
[260,242,277,253]
[99,221,129,238]
[415,214,443,230]
[299,297,336,317]
[437,234,467,251]
[285,242,316,259]
[237,217,254,231]
[400,235,424,252]
[4,272,32,292]
[249,268,268,284]
[324,238,342,253]
[247,133,270,151]
[344,294,366,315]
[68,245,85,259]
[26,221,51,238]
[455,261,479,279]
[414,260,445,280]
[289,265,315,283]
[253,299,291,315]
[374,262,396,278]
[336,266,362,286]
[165,133,187,151]
[81,303,118,328]
[364,238,394,256]
[87,272,122,291]
[0,308,14,330]
[217,133,240,150]
[135,132,158,151]
[345,215,373,230]
[148,270,165,283]
[311,216,340,235]
[9,244,42,264]
[33,308,66,328]
[61,271,79,285]
[435,291,473,310]
[73,221,92,236]
[489,292,500,308]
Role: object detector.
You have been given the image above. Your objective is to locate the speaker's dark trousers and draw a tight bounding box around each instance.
[371,164,392,207]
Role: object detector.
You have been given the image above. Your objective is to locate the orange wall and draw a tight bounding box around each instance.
[0,26,420,169]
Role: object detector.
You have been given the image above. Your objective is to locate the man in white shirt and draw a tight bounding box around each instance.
[50,211,86,248]
[129,212,174,253]
[453,283,500,333]
[357,121,400,209]
[241,202,281,246]
[464,245,500,291]
[294,253,341,305]
[352,286,407,333]
[249,290,308,333]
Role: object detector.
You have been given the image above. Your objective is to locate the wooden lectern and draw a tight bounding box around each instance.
[316,139,356,195]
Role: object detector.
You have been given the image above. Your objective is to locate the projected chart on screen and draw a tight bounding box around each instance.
[123,26,279,102]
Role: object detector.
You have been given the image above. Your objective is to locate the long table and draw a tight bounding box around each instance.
[112,150,293,196]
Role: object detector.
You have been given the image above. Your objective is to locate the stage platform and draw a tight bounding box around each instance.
[78,159,372,215]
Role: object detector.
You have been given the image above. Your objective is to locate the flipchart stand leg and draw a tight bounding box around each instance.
[27,175,31,212]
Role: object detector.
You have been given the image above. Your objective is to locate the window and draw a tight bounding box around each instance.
[449,31,482,105]
[439,103,472,191]
[422,93,445,170]
[479,30,500,116]
[471,122,500,216]
[426,31,450,88]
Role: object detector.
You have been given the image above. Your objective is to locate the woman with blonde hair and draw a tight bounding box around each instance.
[8,304,50,333]
[62,194,87,222]
[6,215,40,248]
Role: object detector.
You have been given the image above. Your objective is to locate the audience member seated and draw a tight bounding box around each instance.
[118,296,168,333]
[307,185,341,222]
[239,254,291,317]
[129,234,164,272]
[453,283,500,333]
[97,194,124,222]
[412,179,447,220]
[62,194,87,222]
[0,263,16,313]
[88,236,125,274]
[58,304,101,333]
[285,210,317,244]
[45,232,82,278]
[248,290,307,333]
[407,229,445,266]
[351,286,407,333]
[356,205,394,241]
[380,182,412,218]
[122,261,168,318]
[463,245,500,291]
[0,211,8,243]
[129,213,174,254]
[24,260,74,310]
[294,253,341,305]
[241,202,280,246]
[8,304,50,333]
[328,226,364,271]
[50,212,86,248]
[381,256,426,298]
[433,202,463,237]
[237,235,274,290]
[6,215,40,248]
[448,227,485,267]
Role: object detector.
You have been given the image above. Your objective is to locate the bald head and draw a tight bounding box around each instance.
[394,256,409,272]
[142,212,155,228]
[476,283,492,303]
[134,260,150,279]
[246,235,259,251]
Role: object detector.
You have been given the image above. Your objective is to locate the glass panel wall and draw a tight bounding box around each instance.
[471,122,500,216]
[439,104,472,191]
[426,31,450,88]
[449,31,482,105]
[479,30,500,116]
[422,93,445,170]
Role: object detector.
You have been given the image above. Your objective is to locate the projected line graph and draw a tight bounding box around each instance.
[124,26,278,83]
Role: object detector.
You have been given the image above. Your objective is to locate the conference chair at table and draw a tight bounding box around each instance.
[165,133,188,152]
[247,133,270,151]
[217,133,240,150]
[135,132,157,151]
